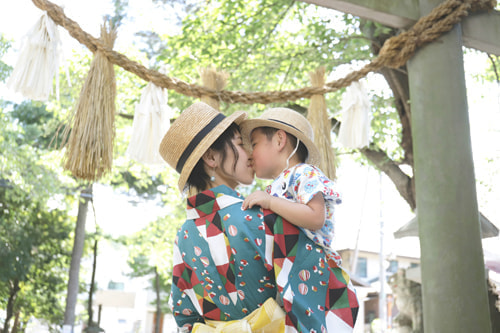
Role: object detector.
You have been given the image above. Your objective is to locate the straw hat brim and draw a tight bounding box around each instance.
[176,111,247,191]
[240,118,321,166]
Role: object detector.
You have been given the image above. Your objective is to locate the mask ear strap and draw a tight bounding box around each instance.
[285,138,300,170]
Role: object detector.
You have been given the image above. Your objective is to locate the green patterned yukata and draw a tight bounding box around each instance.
[171,185,358,332]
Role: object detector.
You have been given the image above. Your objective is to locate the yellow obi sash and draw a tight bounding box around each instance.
[192,298,285,333]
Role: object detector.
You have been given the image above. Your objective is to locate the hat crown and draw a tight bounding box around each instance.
[259,108,314,141]
[240,107,321,166]
[159,102,222,172]
[159,102,246,191]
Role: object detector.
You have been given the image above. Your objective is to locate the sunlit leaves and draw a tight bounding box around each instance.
[0,34,12,82]
[152,0,374,113]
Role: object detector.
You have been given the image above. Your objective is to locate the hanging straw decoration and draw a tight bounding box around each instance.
[62,22,117,181]
[199,65,229,110]
[7,12,61,101]
[126,72,173,165]
[338,80,371,149]
[307,67,337,180]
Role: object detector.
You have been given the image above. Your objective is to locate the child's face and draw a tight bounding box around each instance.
[250,129,280,179]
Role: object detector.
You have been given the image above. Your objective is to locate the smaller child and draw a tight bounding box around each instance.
[241,107,342,267]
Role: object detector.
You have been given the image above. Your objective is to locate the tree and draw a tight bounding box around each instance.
[3,1,497,329]
[140,0,496,213]
[126,255,171,333]
[1,33,79,331]
[140,0,412,208]
[0,101,74,332]
[0,11,174,329]
[0,34,11,82]
[124,179,185,331]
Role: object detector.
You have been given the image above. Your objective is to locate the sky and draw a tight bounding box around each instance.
[1,0,499,278]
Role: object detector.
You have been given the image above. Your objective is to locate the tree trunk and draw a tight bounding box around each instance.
[329,115,416,210]
[10,311,20,333]
[296,95,417,211]
[358,21,417,211]
[63,184,92,327]
[87,238,98,327]
[3,280,20,333]
[154,266,161,333]
[20,318,28,333]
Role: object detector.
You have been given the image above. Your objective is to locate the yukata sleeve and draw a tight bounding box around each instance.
[262,209,359,332]
[171,237,204,331]
[293,164,341,205]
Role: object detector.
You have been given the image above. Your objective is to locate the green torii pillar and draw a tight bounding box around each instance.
[408,0,490,331]
[303,0,500,331]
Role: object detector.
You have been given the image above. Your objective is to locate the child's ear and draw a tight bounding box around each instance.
[275,129,288,151]
[202,149,218,168]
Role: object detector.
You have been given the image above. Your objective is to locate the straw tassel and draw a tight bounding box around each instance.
[307,67,336,180]
[7,12,61,101]
[338,80,371,149]
[199,65,229,110]
[126,78,173,165]
[62,22,117,181]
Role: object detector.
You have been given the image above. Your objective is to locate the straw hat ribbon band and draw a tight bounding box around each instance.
[267,118,303,134]
[175,113,225,173]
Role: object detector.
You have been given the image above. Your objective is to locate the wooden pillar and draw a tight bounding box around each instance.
[407,1,491,332]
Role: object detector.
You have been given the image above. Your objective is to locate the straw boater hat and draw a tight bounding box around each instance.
[240,107,321,166]
[159,102,246,191]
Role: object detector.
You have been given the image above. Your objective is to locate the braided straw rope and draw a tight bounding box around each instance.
[307,67,337,180]
[62,22,117,181]
[32,0,496,105]
[199,65,229,110]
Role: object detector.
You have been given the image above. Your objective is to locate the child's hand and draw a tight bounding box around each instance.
[242,191,272,210]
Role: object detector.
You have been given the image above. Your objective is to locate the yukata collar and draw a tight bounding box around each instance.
[275,163,305,181]
[186,185,244,220]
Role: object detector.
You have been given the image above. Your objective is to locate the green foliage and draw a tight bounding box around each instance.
[141,0,403,165]
[0,68,75,327]
[108,0,129,28]
[6,100,64,150]
[0,206,72,325]
[125,215,180,313]
[0,113,73,328]
[151,0,373,113]
[11,0,499,326]
[111,170,166,197]
[0,34,12,82]
[484,54,500,83]
[368,93,403,161]
[120,169,186,313]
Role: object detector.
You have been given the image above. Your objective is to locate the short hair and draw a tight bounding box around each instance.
[253,127,308,163]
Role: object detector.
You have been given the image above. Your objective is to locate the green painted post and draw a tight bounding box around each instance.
[407,1,491,332]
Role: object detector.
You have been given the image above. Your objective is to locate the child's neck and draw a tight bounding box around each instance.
[272,156,302,178]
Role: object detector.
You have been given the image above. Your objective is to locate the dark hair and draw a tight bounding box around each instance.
[186,123,241,193]
[253,127,308,163]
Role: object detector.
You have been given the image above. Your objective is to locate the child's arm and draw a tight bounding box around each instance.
[242,190,325,231]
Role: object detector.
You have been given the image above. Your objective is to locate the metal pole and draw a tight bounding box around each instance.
[378,172,387,332]
[407,0,491,331]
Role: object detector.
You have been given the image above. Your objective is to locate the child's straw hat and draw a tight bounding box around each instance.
[159,102,246,191]
[240,107,321,166]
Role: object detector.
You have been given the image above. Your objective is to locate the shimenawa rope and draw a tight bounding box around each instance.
[31,0,496,105]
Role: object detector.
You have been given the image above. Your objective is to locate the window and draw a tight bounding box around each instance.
[108,281,125,290]
[356,257,367,278]
[387,260,398,273]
